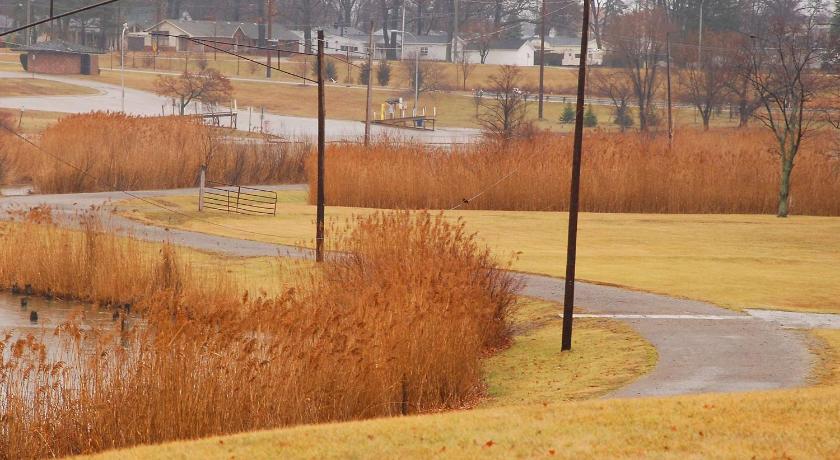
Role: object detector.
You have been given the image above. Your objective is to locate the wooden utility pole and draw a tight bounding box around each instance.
[665,28,673,146]
[538,0,547,120]
[266,0,273,78]
[365,21,374,146]
[561,0,591,352]
[316,30,326,262]
[452,0,459,62]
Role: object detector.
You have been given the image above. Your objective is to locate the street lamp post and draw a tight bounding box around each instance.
[121,22,127,113]
[396,30,421,111]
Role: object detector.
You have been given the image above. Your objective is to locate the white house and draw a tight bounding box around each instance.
[401,34,461,61]
[530,35,604,66]
[465,38,535,66]
[291,27,368,54]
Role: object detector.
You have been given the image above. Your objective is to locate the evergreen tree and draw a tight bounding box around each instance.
[358,62,371,86]
[560,104,575,124]
[376,60,391,86]
[584,105,598,128]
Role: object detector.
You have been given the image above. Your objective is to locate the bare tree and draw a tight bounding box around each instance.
[456,51,476,90]
[154,68,233,115]
[462,20,499,64]
[477,65,530,139]
[606,8,668,131]
[589,0,625,50]
[592,70,634,132]
[403,55,444,97]
[677,32,732,130]
[725,34,764,128]
[748,6,829,217]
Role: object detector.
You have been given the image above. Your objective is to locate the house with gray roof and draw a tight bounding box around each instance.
[401,33,464,61]
[464,38,535,66]
[144,19,300,54]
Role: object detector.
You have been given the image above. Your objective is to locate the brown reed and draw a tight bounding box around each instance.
[0,208,518,459]
[0,113,308,193]
[310,129,840,216]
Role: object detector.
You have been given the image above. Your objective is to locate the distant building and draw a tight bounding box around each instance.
[530,35,604,66]
[144,19,300,54]
[18,40,104,75]
[401,34,460,61]
[465,38,535,66]
[0,15,14,36]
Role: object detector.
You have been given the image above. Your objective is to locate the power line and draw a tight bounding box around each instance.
[150,32,316,83]
[0,0,125,38]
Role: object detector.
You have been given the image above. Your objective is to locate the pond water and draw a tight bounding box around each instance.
[0,291,118,336]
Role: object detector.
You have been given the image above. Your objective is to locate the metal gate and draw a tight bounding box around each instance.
[201,181,277,216]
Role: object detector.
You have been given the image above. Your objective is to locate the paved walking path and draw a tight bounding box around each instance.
[0,71,480,143]
[1,187,830,398]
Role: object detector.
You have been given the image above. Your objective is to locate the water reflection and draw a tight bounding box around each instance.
[0,292,116,335]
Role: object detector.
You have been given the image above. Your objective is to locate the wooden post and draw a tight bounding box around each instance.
[364,21,374,146]
[538,0,546,120]
[316,30,326,263]
[198,164,206,211]
[266,0,273,78]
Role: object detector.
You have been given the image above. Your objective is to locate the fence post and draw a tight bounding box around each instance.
[198,164,206,212]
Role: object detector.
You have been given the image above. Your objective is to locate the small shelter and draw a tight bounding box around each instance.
[18,40,104,75]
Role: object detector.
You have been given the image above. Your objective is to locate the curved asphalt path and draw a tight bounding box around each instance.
[0,71,479,143]
[0,187,817,398]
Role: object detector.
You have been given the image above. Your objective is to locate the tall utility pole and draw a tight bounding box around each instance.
[25,0,31,45]
[364,21,373,146]
[316,30,326,263]
[121,22,127,112]
[414,50,419,109]
[401,3,406,60]
[452,0,459,62]
[538,0,547,120]
[49,0,54,39]
[266,0,272,78]
[698,0,705,63]
[665,6,674,147]
[666,33,673,145]
[561,0,591,352]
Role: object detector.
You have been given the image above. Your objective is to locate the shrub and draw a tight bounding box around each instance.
[377,59,391,86]
[358,61,371,85]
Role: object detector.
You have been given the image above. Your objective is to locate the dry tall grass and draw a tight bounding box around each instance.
[311,129,840,215]
[0,209,518,458]
[0,113,307,193]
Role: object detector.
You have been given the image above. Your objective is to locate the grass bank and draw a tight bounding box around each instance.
[83,329,840,459]
[118,191,840,313]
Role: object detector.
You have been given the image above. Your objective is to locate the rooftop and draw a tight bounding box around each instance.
[18,40,104,54]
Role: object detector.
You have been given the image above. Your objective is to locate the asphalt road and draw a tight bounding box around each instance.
[0,187,825,398]
[0,71,480,143]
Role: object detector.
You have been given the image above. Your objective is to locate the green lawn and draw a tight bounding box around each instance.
[117,191,840,313]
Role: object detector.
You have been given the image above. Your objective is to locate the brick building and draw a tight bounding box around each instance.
[19,40,103,75]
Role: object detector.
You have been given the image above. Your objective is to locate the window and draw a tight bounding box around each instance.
[420,46,429,56]
[574,53,581,59]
